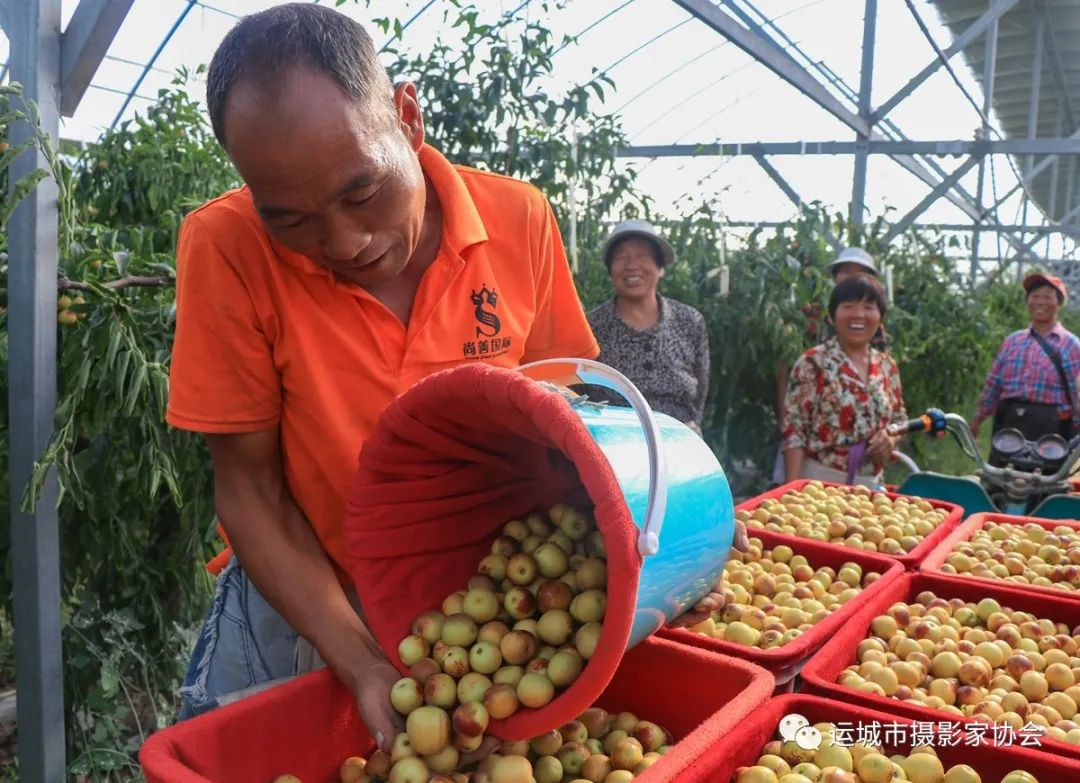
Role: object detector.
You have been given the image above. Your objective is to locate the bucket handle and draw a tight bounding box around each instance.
[517,358,668,557]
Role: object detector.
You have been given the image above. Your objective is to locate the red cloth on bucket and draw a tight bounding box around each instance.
[345,363,642,739]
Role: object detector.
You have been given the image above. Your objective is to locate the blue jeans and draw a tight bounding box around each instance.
[177,556,306,720]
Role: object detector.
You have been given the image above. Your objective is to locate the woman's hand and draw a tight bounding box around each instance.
[867,429,897,462]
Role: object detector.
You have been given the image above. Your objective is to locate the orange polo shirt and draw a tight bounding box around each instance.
[167,144,599,578]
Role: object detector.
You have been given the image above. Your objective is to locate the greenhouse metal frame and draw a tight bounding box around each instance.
[3,1,1080,779]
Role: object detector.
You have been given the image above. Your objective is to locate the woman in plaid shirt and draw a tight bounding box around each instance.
[972,274,1080,440]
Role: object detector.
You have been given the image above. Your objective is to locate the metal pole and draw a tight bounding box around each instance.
[569,122,579,273]
[6,0,66,780]
[971,16,998,286]
[1065,155,1077,227]
[1025,14,1045,181]
[110,0,196,128]
[851,0,877,227]
[1049,100,1064,220]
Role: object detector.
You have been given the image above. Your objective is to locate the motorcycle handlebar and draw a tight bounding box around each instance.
[887,417,930,436]
[903,409,1080,486]
[887,409,948,438]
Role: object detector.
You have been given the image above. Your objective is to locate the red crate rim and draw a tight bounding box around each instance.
[918,511,1080,602]
[660,526,905,668]
[736,479,964,568]
[800,571,1080,762]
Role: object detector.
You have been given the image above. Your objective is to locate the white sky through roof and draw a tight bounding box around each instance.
[0,0,1072,263]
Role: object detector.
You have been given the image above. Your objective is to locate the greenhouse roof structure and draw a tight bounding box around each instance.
[934,0,1080,226]
[3,1,1080,267]
[4,1,1080,780]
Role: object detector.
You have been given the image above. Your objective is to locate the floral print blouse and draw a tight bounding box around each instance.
[781,337,906,473]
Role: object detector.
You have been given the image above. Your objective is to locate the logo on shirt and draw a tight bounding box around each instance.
[463,284,511,359]
[471,284,502,337]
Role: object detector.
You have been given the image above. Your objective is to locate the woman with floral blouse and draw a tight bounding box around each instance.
[782,275,905,487]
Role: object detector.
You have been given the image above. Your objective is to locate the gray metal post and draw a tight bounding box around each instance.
[6,0,66,779]
[1024,14,1045,182]
[1065,156,1077,227]
[971,15,998,286]
[1049,101,1064,220]
[851,0,877,226]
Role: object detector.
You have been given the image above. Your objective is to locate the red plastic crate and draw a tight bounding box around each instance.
[737,479,964,570]
[139,635,774,783]
[800,571,1080,762]
[692,693,1080,783]
[920,512,1080,602]
[659,528,905,686]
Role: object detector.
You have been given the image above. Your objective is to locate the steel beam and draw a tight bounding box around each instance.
[1025,13,1045,179]
[972,15,999,285]
[873,0,1018,124]
[753,153,802,207]
[851,0,877,226]
[617,139,1080,157]
[885,156,981,242]
[1065,156,1077,222]
[752,155,843,252]
[111,0,197,128]
[1057,200,1080,226]
[1036,0,1077,133]
[722,219,1080,236]
[7,0,66,780]
[59,0,133,116]
[672,0,1039,261]
[1050,101,1065,219]
[674,0,871,136]
[988,127,1080,212]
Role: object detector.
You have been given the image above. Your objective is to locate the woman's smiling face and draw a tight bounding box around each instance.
[833,297,882,350]
[609,237,664,301]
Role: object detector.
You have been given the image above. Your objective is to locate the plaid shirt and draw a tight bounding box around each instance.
[977,323,1080,428]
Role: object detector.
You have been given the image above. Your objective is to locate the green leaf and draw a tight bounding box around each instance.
[124,361,147,416]
[0,167,48,227]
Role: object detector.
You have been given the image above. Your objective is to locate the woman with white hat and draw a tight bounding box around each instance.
[587,220,711,433]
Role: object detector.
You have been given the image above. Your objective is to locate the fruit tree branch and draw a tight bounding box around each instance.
[58,275,173,292]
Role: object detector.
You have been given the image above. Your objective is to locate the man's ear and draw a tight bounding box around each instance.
[393,82,425,152]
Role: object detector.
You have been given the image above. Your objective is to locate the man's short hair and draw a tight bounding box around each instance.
[206,3,394,146]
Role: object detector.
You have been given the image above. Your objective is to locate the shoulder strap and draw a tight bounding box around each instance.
[1030,328,1075,411]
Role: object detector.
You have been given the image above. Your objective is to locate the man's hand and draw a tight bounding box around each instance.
[665,515,749,629]
[347,648,406,753]
[733,516,749,553]
[969,416,983,437]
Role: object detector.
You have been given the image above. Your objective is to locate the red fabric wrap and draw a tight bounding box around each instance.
[344,363,641,739]
[139,637,775,783]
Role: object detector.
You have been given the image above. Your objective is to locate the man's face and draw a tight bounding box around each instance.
[609,237,664,300]
[832,262,872,285]
[1027,285,1062,324]
[222,68,427,288]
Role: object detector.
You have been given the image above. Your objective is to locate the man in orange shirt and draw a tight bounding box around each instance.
[168,4,598,748]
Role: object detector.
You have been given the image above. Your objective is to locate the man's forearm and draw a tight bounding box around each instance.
[220,491,382,689]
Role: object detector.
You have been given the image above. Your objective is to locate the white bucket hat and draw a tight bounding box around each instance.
[829,246,878,277]
[602,220,676,268]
